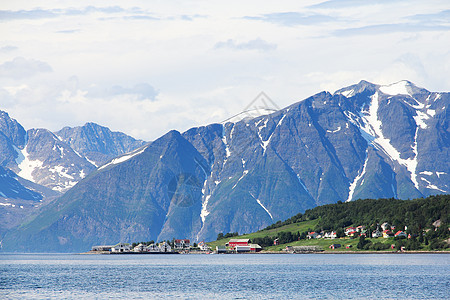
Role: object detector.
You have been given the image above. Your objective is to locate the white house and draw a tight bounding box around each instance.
[198,241,211,251]
[111,243,131,253]
[133,243,146,252]
[324,231,337,239]
[158,241,172,252]
[146,244,160,252]
[381,222,391,231]
[372,229,382,238]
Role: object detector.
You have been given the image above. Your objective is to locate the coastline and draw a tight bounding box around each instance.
[79,250,450,255]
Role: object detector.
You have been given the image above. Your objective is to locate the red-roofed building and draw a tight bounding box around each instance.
[227,239,250,248]
[174,239,190,249]
[395,231,407,238]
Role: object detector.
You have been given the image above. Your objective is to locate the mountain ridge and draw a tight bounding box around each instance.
[1,80,448,252]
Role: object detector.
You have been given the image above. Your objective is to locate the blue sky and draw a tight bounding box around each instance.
[0,0,449,140]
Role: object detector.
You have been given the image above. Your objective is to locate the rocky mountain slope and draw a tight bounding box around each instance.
[0,111,146,239]
[0,111,146,193]
[2,80,448,252]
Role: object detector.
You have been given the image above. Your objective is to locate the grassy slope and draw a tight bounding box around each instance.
[207,219,318,250]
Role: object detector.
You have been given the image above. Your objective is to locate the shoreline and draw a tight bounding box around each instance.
[79,250,450,255]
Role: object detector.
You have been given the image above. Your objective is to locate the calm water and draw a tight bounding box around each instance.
[0,253,449,299]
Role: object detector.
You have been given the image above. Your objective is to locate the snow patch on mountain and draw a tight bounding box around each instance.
[200,195,211,223]
[16,146,43,182]
[379,81,412,96]
[327,126,341,133]
[358,92,419,189]
[346,151,368,202]
[98,146,147,170]
[222,108,277,124]
[249,192,273,221]
[339,89,355,98]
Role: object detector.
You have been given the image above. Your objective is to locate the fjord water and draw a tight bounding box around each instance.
[1,254,449,299]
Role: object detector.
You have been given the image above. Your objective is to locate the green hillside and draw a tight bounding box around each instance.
[208,195,450,252]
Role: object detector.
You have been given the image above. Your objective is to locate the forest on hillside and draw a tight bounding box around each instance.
[250,195,450,250]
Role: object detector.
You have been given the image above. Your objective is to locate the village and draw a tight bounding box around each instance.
[89,220,445,254]
[90,238,264,254]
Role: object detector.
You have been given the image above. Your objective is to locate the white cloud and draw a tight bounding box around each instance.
[215,38,276,51]
[0,57,52,79]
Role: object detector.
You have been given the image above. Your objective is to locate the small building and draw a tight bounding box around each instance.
[227,239,250,248]
[174,239,190,249]
[307,232,319,239]
[216,245,227,253]
[383,230,394,238]
[324,231,337,239]
[372,229,382,238]
[133,243,146,252]
[158,241,172,252]
[432,219,441,228]
[198,241,211,251]
[356,225,365,232]
[111,243,131,253]
[273,238,279,245]
[345,227,356,235]
[329,244,341,249]
[381,222,391,231]
[91,245,114,251]
[146,244,159,252]
[235,245,251,253]
[249,244,262,252]
[345,245,352,249]
[395,231,407,238]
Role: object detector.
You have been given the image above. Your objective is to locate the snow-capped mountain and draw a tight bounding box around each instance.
[0,111,146,193]
[2,80,448,252]
[55,122,146,167]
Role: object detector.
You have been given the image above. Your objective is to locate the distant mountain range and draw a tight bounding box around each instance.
[0,111,145,236]
[1,80,448,252]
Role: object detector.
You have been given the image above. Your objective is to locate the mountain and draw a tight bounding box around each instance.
[0,111,146,239]
[55,122,146,167]
[0,111,146,193]
[2,80,448,252]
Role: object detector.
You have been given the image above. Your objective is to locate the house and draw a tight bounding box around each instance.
[146,244,160,252]
[346,245,352,249]
[372,229,382,238]
[324,231,337,239]
[329,244,341,249]
[198,241,211,251]
[91,245,114,251]
[383,230,394,238]
[345,227,356,235]
[273,238,279,245]
[307,232,319,239]
[111,243,131,253]
[133,243,146,252]
[174,239,190,249]
[227,239,250,248]
[216,245,227,253]
[356,225,365,232]
[158,241,172,252]
[433,219,441,228]
[381,222,391,231]
[395,231,407,238]
[346,230,358,237]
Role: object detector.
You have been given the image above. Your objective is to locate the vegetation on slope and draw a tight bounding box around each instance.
[208,195,450,251]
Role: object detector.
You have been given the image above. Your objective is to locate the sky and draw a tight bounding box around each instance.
[1,0,449,141]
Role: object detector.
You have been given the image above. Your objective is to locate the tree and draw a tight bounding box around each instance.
[217,233,224,240]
